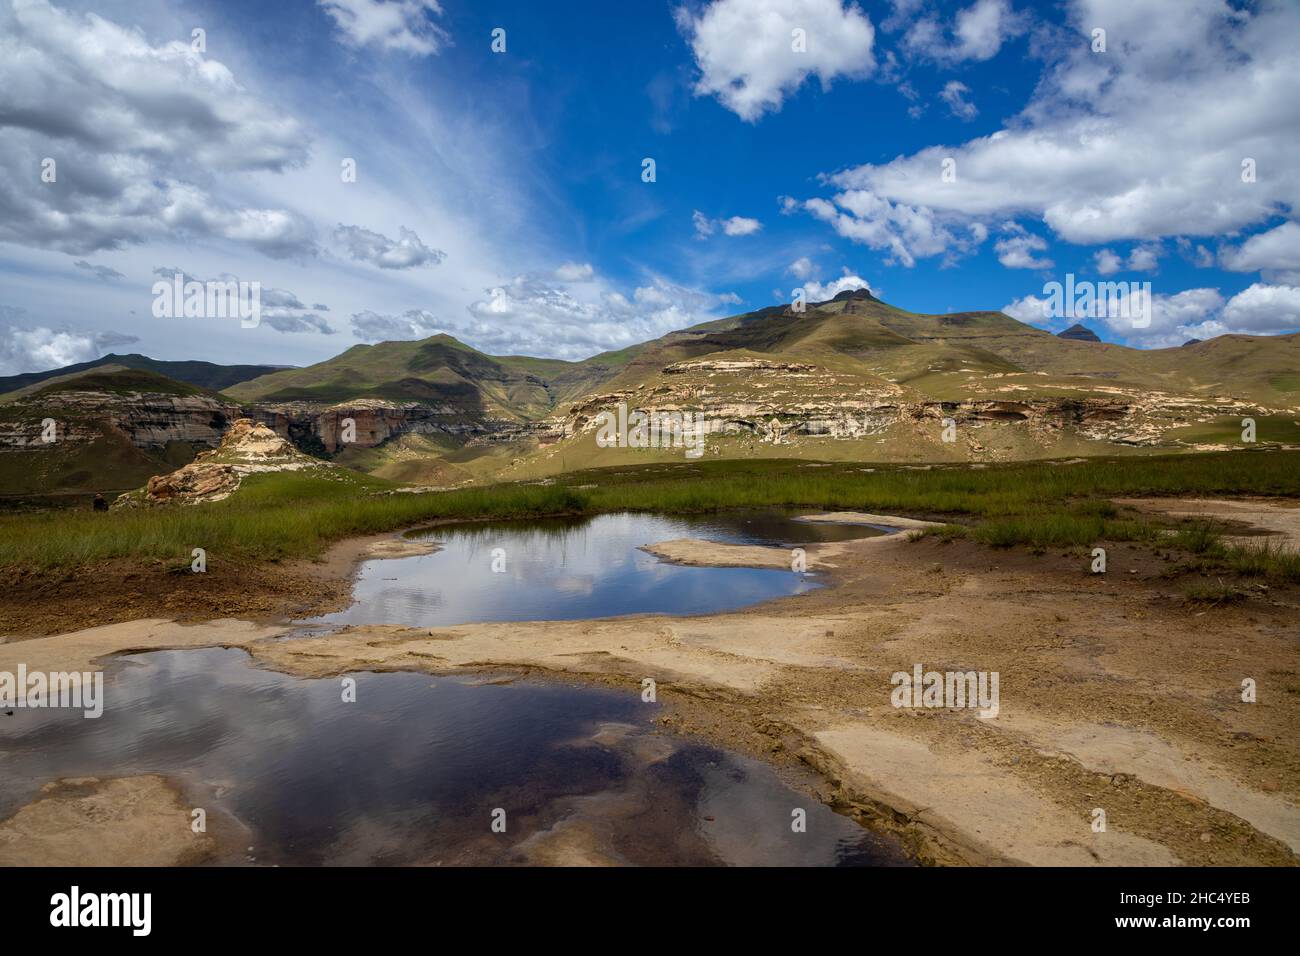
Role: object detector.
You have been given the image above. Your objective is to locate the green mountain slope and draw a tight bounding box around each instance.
[0,353,289,396]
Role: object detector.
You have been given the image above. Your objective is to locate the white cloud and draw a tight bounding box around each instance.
[1005,281,1300,347]
[1127,243,1161,272]
[1218,283,1300,335]
[333,224,446,270]
[676,0,876,121]
[693,211,762,238]
[1001,293,1051,325]
[788,256,815,279]
[938,80,977,120]
[0,314,139,375]
[1220,221,1300,283]
[552,262,595,282]
[456,272,728,359]
[801,270,873,301]
[1093,249,1122,276]
[316,0,448,55]
[1093,244,1161,274]
[801,191,983,267]
[903,0,1025,64]
[994,223,1052,269]
[721,216,762,236]
[799,0,1300,263]
[0,0,315,258]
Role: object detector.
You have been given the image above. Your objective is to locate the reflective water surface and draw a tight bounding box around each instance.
[310,510,887,628]
[0,648,911,866]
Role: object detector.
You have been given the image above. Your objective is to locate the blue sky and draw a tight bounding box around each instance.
[1,0,1298,372]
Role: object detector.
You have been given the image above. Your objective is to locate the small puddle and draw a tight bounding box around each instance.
[309,509,887,628]
[0,648,910,866]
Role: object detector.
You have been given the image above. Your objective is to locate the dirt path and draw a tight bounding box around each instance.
[3,513,1298,867]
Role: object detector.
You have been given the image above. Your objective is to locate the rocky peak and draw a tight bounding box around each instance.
[1057,323,1101,343]
[829,287,877,303]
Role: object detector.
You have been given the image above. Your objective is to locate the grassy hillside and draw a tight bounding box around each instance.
[225,334,614,418]
[0,353,287,395]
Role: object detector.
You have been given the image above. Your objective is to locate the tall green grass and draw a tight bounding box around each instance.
[3,449,1299,572]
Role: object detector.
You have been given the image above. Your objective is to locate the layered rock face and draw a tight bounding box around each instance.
[125,419,320,505]
[558,358,1269,455]
[0,391,240,450]
[251,399,505,453]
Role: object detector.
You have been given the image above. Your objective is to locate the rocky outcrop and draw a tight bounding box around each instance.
[124,419,321,506]
[0,390,240,450]
[663,359,817,375]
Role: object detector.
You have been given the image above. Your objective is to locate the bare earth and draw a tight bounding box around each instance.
[2,508,1298,867]
[0,776,217,867]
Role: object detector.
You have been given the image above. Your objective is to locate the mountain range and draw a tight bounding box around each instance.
[3,289,1298,497]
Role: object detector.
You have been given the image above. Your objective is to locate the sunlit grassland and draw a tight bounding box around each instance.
[2,449,1299,579]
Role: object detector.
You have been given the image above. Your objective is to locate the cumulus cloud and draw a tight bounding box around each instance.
[676,0,876,121]
[788,256,815,279]
[800,192,985,267]
[345,270,729,358]
[552,261,595,282]
[0,0,315,258]
[938,80,977,120]
[722,216,762,236]
[1093,249,1123,276]
[796,0,1300,266]
[902,0,1025,64]
[333,224,446,270]
[0,308,140,375]
[1220,221,1300,284]
[1001,293,1051,325]
[316,0,448,55]
[799,268,874,302]
[1003,282,1300,346]
[1217,283,1300,335]
[460,272,728,359]
[693,211,762,238]
[994,222,1052,269]
[1092,244,1160,275]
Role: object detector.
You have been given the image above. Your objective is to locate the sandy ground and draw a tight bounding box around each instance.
[3,508,1299,867]
[0,776,219,866]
